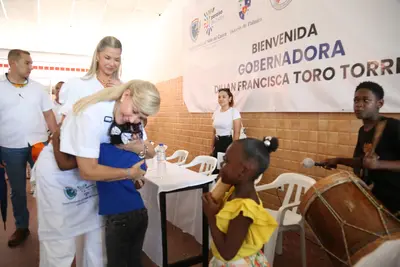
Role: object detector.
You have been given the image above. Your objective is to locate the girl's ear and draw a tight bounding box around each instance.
[242,158,257,178]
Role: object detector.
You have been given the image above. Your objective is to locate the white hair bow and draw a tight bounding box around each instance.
[264,136,272,147]
[121,133,132,145]
[110,126,121,135]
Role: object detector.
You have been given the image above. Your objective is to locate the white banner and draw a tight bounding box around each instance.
[182,0,400,113]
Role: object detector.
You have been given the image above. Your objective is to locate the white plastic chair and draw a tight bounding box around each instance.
[166,150,189,166]
[181,155,217,176]
[254,174,263,185]
[256,173,316,267]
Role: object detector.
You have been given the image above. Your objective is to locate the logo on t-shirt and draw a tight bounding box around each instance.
[76,181,97,198]
[62,182,98,206]
[64,187,77,200]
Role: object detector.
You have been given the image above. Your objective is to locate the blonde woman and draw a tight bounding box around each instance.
[33,80,160,267]
[59,36,123,121]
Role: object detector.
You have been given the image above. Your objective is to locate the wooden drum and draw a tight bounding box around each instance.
[299,171,400,266]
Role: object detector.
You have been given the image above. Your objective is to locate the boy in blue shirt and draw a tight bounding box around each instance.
[97,121,148,267]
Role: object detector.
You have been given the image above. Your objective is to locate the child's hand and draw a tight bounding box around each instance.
[117,140,145,154]
[202,192,222,217]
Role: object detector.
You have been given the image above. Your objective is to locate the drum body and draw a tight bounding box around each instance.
[299,171,400,266]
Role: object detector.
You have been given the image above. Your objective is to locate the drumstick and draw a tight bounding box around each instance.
[369,120,387,156]
[211,177,232,201]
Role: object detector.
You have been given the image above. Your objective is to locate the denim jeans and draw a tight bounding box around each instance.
[0,146,34,229]
[105,208,148,267]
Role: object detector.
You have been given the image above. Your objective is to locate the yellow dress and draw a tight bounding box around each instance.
[210,187,278,266]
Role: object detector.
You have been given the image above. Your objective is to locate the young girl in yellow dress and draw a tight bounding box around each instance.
[202,136,279,267]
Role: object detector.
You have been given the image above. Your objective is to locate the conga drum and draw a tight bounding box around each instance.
[299,171,400,266]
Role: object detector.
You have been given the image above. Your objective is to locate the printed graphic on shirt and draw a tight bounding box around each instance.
[63,181,98,206]
[64,187,77,200]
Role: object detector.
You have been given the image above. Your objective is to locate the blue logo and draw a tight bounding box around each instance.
[190,18,200,42]
[64,187,77,200]
[239,0,251,20]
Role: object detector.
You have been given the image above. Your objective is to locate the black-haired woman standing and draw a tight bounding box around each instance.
[211,88,242,174]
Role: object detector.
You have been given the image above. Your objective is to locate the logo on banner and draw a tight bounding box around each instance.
[190,18,200,42]
[239,0,251,20]
[270,0,292,10]
[204,7,224,36]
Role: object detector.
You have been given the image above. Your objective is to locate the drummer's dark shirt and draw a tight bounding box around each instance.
[353,117,400,215]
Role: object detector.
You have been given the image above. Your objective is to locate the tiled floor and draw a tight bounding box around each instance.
[0,182,334,267]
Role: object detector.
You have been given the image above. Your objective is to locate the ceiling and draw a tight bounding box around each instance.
[0,0,171,29]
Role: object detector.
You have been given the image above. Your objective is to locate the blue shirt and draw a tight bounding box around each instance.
[97,143,145,215]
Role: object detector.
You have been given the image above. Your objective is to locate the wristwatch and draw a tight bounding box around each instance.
[139,144,148,159]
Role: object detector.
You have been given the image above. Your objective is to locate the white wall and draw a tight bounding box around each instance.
[0,18,160,82]
[0,49,91,93]
[0,0,187,84]
[145,0,189,83]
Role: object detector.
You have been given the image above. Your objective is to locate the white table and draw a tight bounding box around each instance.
[140,160,215,267]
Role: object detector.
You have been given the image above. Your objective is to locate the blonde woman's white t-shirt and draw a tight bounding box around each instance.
[59,76,103,116]
[61,101,115,158]
[212,107,241,136]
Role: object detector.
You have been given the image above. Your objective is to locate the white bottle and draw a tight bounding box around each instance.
[156,143,166,161]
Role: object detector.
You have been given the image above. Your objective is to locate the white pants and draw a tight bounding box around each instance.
[40,227,106,267]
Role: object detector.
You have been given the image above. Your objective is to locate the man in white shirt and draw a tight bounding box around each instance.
[52,81,64,125]
[0,49,57,247]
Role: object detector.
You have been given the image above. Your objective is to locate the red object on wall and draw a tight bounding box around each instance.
[0,64,88,72]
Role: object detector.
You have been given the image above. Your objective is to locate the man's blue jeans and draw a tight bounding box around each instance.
[0,146,34,229]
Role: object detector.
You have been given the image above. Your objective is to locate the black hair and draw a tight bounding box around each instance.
[108,122,143,145]
[237,136,279,180]
[355,81,384,100]
[218,88,234,107]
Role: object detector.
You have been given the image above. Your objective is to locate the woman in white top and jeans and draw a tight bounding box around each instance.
[211,88,242,174]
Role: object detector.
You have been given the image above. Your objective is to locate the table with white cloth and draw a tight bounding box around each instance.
[140,159,215,267]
